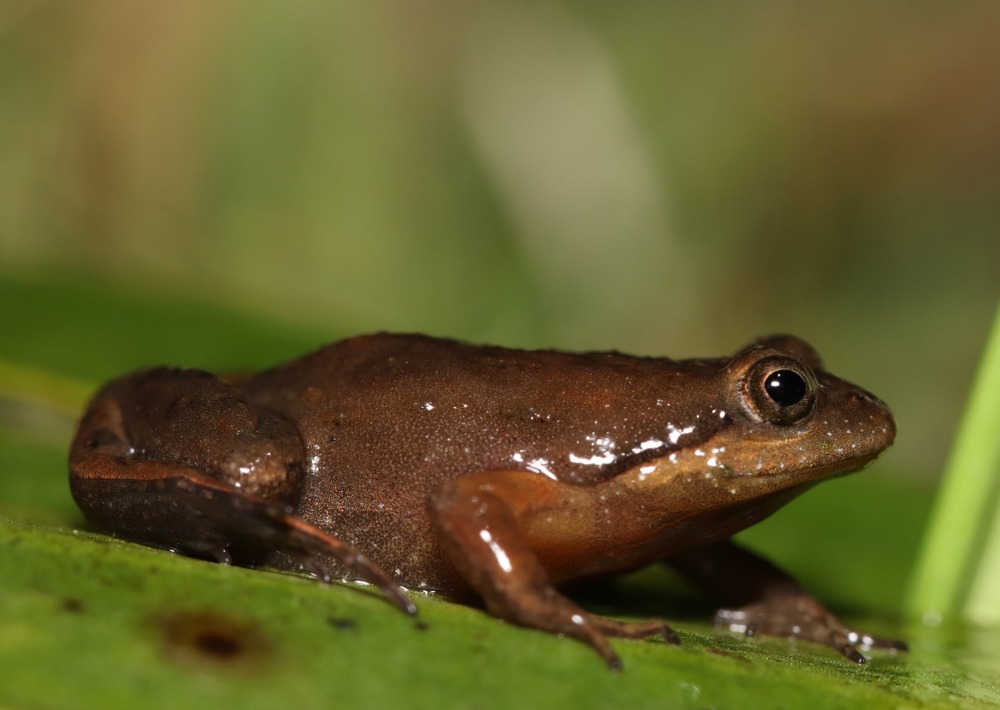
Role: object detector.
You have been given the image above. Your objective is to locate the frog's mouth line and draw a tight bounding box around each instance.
[623,445,886,499]
[737,450,884,484]
[644,450,891,518]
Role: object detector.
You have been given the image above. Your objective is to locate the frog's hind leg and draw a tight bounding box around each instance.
[429,471,678,670]
[69,368,415,615]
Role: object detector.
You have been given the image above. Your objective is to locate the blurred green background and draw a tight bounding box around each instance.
[2,3,1000,706]
[3,1,999,486]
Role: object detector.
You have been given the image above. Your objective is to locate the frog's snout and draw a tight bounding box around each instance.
[848,387,896,448]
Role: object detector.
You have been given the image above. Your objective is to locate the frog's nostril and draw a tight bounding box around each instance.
[852,390,872,402]
[849,389,887,408]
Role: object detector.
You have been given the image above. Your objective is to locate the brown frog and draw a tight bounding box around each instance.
[69,333,904,669]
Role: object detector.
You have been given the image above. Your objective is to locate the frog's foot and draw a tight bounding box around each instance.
[593,616,681,644]
[484,590,678,671]
[668,540,907,663]
[715,595,908,663]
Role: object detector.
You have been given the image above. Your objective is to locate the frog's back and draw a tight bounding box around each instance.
[239,333,720,590]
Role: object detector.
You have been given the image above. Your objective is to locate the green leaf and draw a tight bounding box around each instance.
[2,272,999,709]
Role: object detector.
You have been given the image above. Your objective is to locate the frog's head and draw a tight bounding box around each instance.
[626,336,896,548]
[719,334,896,482]
[628,334,895,528]
[616,334,895,552]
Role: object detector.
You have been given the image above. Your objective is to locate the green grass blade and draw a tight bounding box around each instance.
[907,298,1000,623]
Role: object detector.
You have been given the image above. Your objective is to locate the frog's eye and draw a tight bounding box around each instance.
[742,357,817,425]
[764,370,807,407]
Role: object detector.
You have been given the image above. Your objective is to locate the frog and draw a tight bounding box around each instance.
[69,333,904,669]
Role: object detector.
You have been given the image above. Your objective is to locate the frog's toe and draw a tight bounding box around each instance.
[266,516,416,616]
[812,625,902,664]
[847,629,909,652]
[592,616,680,645]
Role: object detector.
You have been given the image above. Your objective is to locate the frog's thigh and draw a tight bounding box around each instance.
[71,371,305,554]
[74,368,307,500]
[429,471,672,668]
[68,371,414,613]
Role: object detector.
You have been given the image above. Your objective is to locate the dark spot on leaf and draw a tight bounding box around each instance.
[326,616,357,630]
[413,621,430,632]
[155,611,272,670]
[61,598,85,613]
[196,630,241,658]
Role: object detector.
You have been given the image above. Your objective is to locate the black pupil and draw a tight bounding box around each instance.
[764,369,807,407]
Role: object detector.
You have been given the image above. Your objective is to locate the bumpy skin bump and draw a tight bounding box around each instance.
[70,333,900,668]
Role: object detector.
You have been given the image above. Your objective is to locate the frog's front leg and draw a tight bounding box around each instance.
[666,540,907,662]
[429,470,678,670]
[69,368,414,615]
